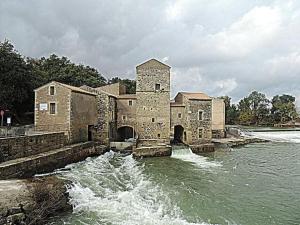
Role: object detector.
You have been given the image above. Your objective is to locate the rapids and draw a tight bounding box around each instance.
[49,131,300,225]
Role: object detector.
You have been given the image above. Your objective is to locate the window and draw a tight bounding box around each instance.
[50,103,56,114]
[129,100,133,106]
[198,111,203,121]
[50,86,55,95]
[198,128,203,139]
[157,133,161,138]
[178,113,182,118]
[155,83,161,91]
[122,115,126,120]
[152,118,155,122]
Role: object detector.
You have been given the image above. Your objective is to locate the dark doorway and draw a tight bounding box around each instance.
[117,126,135,141]
[174,125,184,143]
[88,125,94,141]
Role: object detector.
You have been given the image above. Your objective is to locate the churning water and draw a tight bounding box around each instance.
[49,131,300,225]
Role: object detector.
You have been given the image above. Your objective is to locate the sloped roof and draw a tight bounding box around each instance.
[136,58,171,69]
[117,94,137,99]
[179,92,212,100]
[35,81,96,96]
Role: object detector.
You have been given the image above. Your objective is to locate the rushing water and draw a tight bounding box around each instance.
[49,131,300,225]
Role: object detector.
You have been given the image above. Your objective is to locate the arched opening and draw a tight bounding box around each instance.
[174,125,184,144]
[117,126,136,141]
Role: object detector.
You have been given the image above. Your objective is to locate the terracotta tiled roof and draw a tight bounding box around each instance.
[179,92,212,100]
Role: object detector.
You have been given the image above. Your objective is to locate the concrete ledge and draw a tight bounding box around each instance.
[212,137,269,148]
[190,143,215,154]
[0,142,108,179]
[133,145,172,158]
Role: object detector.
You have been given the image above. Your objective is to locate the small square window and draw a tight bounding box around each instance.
[122,115,126,120]
[50,86,55,95]
[129,100,133,106]
[157,133,161,138]
[178,113,182,118]
[155,84,161,91]
[50,103,56,114]
[198,128,203,139]
[152,118,155,122]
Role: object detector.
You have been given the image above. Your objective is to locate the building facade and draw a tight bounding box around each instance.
[34,59,225,147]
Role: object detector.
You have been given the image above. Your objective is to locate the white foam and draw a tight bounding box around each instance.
[60,151,215,225]
[171,148,222,169]
[246,131,300,143]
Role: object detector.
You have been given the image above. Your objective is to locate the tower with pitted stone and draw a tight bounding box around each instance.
[135,59,171,145]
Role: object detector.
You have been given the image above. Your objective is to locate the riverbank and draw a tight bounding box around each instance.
[0,176,71,225]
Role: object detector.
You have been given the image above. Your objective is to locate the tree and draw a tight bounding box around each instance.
[0,40,35,115]
[108,77,136,94]
[237,91,270,125]
[271,94,298,123]
[220,96,239,124]
[28,54,107,88]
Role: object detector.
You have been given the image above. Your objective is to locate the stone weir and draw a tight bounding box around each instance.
[0,132,108,179]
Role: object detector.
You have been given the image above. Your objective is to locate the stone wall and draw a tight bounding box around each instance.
[116,97,136,129]
[187,99,212,144]
[96,83,126,95]
[212,98,225,138]
[35,83,71,136]
[136,59,171,145]
[170,105,186,137]
[0,132,66,163]
[0,142,107,179]
[70,91,98,143]
[93,93,117,145]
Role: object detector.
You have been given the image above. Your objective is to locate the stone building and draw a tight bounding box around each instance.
[34,59,225,149]
[136,59,171,145]
[171,92,212,145]
[212,98,226,138]
[34,81,98,143]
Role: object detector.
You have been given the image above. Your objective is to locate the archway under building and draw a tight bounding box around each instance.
[174,125,185,144]
[117,126,136,141]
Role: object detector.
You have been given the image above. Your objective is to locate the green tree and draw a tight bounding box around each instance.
[271,94,298,123]
[28,54,107,87]
[0,40,35,115]
[220,96,239,124]
[237,91,270,125]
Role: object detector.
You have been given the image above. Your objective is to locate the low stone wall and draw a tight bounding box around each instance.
[0,176,71,225]
[133,145,172,158]
[0,142,107,179]
[0,132,66,163]
[190,143,215,154]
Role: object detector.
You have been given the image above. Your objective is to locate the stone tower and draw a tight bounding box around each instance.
[136,59,171,145]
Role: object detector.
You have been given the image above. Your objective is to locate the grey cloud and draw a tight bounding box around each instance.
[1,0,300,104]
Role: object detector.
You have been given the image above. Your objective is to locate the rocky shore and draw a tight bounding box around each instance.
[0,176,71,225]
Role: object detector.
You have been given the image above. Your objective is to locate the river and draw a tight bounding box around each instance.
[49,131,300,225]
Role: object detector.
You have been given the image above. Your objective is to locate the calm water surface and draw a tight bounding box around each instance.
[49,131,300,225]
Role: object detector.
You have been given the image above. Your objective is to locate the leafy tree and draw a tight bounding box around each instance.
[238,91,270,125]
[220,96,239,124]
[271,94,298,123]
[108,77,136,94]
[28,54,107,88]
[0,40,35,115]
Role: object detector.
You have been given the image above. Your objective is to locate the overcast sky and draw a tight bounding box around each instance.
[1,0,300,104]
